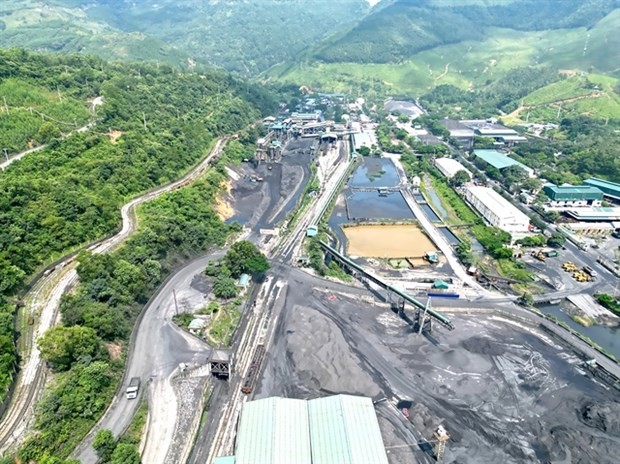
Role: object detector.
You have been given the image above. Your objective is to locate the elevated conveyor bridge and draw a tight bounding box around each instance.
[319,241,454,330]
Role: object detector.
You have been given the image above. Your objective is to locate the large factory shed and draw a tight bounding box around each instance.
[216,395,389,464]
[473,149,534,177]
[583,178,620,201]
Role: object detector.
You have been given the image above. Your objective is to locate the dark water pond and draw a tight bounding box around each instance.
[349,157,400,188]
[346,191,415,220]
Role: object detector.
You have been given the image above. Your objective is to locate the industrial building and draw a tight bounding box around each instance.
[566,207,620,222]
[583,178,620,201]
[464,186,530,234]
[215,395,389,464]
[473,149,534,177]
[440,119,475,148]
[563,222,620,236]
[353,132,373,152]
[434,157,472,179]
[460,119,528,146]
[542,184,604,208]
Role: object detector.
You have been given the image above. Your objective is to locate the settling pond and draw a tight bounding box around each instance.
[349,157,401,188]
[346,190,415,220]
[344,224,436,258]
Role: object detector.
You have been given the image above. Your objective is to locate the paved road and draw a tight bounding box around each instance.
[0,122,95,171]
[74,136,318,463]
[0,137,228,456]
[386,154,485,292]
[73,254,220,463]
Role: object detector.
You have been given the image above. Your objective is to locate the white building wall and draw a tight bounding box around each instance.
[464,186,530,234]
[434,157,471,179]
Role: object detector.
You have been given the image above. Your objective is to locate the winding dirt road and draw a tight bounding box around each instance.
[0,137,228,456]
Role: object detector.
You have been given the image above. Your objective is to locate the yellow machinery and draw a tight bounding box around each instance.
[563,262,578,272]
[533,251,546,262]
[572,271,592,282]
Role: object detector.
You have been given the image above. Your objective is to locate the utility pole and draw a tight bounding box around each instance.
[418,297,431,335]
[172,289,180,316]
[142,112,148,131]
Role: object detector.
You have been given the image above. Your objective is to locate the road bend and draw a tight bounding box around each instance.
[0,137,228,456]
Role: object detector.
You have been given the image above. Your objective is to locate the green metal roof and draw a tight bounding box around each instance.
[238,273,251,286]
[542,184,604,201]
[473,149,531,172]
[308,395,389,464]
[583,178,620,200]
[214,457,236,464]
[230,395,388,464]
[235,397,311,464]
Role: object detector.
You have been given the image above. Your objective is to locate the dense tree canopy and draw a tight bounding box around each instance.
[0,48,275,405]
[38,326,104,372]
[223,240,270,277]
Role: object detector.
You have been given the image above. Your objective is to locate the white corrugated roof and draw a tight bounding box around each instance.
[435,157,471,178]
[232,395,388,464]
[465,186,530,223]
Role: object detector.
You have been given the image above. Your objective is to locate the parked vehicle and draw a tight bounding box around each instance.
[582,266,598,278]
[126,377,141,399]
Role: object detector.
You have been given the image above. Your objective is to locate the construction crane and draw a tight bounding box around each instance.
[433,425,450,463]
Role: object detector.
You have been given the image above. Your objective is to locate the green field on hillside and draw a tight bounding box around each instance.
[272,8,620,123]
[0,78,92,153]
[501,72,620,123]
[272,8,619,97]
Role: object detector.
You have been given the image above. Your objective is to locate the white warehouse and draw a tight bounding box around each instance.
[464,186,530,234]
[435,157,472,179]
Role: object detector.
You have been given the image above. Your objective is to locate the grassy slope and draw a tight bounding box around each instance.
[0,0,186,64]
[270,9,620,120]
[502,73,620,123]
[0,78,92,153]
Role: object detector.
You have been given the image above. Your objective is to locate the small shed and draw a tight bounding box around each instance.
[209,349,232,379]
[306,225,318,237]
[188,318,206,332]
[238,273,251,289]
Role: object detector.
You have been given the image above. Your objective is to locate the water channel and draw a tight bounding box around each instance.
[539,304,620,359]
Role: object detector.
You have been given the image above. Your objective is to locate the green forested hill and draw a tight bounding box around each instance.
[272,0,620,102]
[315,0,619,67]
[0,0,370,74]
[0,48,275,402]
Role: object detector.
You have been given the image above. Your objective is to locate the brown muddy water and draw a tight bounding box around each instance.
[344,224,437,258]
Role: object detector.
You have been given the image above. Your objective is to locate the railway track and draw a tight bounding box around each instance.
[203,141,352,463]
[0,137,229,456]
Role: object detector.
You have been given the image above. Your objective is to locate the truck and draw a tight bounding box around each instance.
[582,266,598,278]
[126,377,141,399]
[543,250,559,258]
